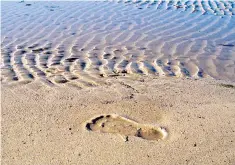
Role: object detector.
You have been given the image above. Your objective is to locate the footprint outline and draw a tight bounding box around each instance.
[85,114,168,141]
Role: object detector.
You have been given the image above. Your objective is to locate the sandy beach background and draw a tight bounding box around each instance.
[1,1,235,165]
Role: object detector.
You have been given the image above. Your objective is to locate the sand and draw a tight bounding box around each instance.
[2,77,235,164]
[1,1,235,165]
[1,1,235,84]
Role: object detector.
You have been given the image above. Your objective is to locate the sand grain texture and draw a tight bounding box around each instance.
[1,77,235,165]
[1,1,235,165]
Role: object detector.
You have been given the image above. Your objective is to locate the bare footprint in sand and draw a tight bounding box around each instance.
[85,114,168,141]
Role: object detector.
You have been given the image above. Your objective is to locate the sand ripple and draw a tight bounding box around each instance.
[1,1,235,86]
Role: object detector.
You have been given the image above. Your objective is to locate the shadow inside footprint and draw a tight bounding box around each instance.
[85,114,167,141]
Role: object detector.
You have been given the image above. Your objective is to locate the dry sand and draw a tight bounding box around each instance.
[2,76,235,165]
[1,1,235,165]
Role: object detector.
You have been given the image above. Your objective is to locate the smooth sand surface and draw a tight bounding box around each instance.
[2,76,235,165]
[1,1,235,165]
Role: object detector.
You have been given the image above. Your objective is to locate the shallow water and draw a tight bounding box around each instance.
[1,1,235,85]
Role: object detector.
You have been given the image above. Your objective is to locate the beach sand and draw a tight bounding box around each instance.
[1,1,235,165]
[2,77,235,164]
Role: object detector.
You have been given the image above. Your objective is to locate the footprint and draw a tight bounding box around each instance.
[85,114,168,141]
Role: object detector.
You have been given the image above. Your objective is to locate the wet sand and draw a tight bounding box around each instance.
[1,1,235,84]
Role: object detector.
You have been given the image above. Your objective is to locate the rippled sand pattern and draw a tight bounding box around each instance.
[1,1,235,86]
[116,0,235,16]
